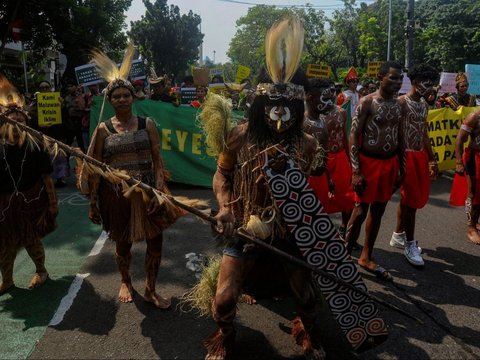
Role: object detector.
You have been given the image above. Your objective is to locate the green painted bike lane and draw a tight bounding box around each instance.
[0,185,102,359]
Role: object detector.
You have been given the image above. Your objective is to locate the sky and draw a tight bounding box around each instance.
[126,0,373,64]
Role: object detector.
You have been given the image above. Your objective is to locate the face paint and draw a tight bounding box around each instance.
[316,88,334,112]
[266,105,294,133]
[416,80,434,97]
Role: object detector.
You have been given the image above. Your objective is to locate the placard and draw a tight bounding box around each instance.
[367,61,384,77]
[465,64,480,95]
[37,92,62,127]
[306,64,331,78]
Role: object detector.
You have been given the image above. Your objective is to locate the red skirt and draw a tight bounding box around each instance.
[309,150,354,213]
[400,150,430,209]
[449,148,480,206]
[353,153,399,204]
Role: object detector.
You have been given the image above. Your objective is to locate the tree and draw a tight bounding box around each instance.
[227,5,290,80]
[415,0,480,71]
[1,0,132,83]
[129,0,203,80]
[329,0,361,67]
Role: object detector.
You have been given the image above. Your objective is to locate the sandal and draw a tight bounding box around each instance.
[360,264,393,282]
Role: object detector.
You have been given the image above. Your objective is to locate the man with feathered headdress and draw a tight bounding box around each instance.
[444,72,476,110]
[0,75,58,295]
[202,17,385,360]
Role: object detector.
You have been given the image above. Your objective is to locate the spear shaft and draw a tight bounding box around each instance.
[0,115,419,322]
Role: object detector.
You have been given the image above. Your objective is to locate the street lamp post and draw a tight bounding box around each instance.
[387,0,392,61]
[213,50,216,64]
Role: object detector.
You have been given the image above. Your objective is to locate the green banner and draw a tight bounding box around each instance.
[90,98,217,188]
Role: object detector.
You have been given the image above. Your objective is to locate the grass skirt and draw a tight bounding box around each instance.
[0,179,57,248]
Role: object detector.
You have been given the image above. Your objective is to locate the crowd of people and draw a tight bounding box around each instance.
[2,16,480,360]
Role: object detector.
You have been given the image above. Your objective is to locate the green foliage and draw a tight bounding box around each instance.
[227,5,290,79]
[415,0,480,71]
[129,0,203,80]
[0,0,132,83]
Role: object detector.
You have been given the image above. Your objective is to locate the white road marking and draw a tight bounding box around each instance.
[49,273,90,326]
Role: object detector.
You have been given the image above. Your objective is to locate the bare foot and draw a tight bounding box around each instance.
[467,227,480,245]
[241,293,257,305]
[0,281,14,295]
[144,290,171,309]
[118,282,134,303]
[28,272,48,289]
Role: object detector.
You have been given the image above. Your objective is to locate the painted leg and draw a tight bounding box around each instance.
[345,203,369,253]
[144,234,171,309]
[115,242,133,303]
[204,255,245,360]
[467,204,480,245]
[0,248,17,295]
[25,241,48,289]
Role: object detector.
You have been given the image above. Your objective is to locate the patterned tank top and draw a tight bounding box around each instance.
[102,117,155,185]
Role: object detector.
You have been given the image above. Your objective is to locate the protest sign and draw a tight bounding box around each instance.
[180,87,197,105]
[235,65,251,83]
[208,83,227,94]
[306,64,331,78]
[399,72,411,94]
[37,92,62,127]
[438,72,457,95]
[75,64,102,86]
[465,64,480,95]
[130,59,147,80]
[367,61,383,77]
[427,106,479,170]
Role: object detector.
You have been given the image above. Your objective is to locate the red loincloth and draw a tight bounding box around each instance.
[400,150,430,209]
[450,148,480,206]
[309,150,354,213]
[353,153,399,204]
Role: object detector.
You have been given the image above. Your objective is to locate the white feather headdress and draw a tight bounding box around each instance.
[256,17,305,100]
[90,41,136,96]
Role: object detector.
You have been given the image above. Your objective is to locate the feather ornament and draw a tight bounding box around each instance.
[90,41,135,83]
[197,93,234,156]
[264,17,304,84]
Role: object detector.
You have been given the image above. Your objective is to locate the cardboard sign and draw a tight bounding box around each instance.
[367,61,383,77]
[306,64,331,78]
[465,64,480,95]
[438,72,457,95]
[37,92,62,127]
[235,65,251,84]
[75,64,102,86]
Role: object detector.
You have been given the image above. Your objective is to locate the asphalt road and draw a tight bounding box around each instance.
[29,177,480,360]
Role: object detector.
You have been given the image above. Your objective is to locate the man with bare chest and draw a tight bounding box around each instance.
[390,64,439,266]
[455,107,480,245]
[345,61,404,281]
[305,78,353,238]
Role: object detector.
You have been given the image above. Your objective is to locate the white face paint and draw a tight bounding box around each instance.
[416,80,433,98]
[316,88,334,112]
[269,106,291,122]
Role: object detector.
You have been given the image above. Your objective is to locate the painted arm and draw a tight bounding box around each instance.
[42,174,58,217]
[349,98,368,196]
[422,115,438,179]
[455,112,477,174]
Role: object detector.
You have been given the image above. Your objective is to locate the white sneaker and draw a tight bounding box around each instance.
[391,232,422,253]
[390,232,406,248]
[404,240,424,266]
